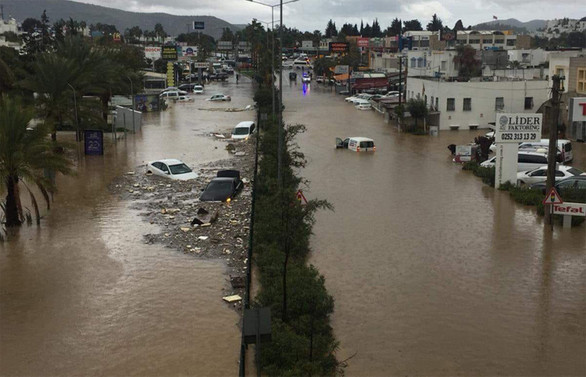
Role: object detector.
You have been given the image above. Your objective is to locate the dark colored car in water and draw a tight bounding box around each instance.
[530,176,586,195]
[200,170,243,202]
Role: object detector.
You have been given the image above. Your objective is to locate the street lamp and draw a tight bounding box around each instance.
[247,0,299,187]
[127,76,135,133]
[67,83,80,142]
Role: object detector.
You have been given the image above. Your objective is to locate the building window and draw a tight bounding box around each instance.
[495,97,504,111]
[578,68,586,94]
[463,98,472,111]
[495,39,504,44]
[524,97,533,109]
[417,57,424,67]
[447,98,455,111]
[483,39,492,44]
[441,61,447,70]
[506,39,515,46]
[410,58,416,68]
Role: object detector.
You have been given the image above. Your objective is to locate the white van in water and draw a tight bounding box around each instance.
[519,139,573,163]
[335,137,376,152]
[232,121,256,140]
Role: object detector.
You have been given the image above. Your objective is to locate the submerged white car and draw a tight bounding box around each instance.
[146,159,199,181]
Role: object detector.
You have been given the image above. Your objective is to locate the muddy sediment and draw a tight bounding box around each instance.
[109,134,256,309]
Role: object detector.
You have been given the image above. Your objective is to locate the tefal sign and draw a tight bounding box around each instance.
[553,203,586,216]
[569,97,586,122]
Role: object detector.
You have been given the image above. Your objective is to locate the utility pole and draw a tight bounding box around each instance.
[545,75,562,225]
[277,0,283,188]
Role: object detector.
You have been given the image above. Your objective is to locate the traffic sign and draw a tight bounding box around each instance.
[543,187,563,205]
[296,189,308,204]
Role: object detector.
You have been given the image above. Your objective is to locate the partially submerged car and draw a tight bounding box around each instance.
[207,94,231,101]
[232,121,256,140]
[518,165,585,186]
[146,159,199,180]
[335,137,376,152]
[200,170,244,202]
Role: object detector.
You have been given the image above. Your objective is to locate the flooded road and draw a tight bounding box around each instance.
[284,80,586,376]
[0,77,255,376]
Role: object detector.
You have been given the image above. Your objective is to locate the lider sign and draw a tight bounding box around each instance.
[494,113,542,143]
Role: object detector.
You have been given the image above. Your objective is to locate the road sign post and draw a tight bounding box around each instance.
[543,187,563,230]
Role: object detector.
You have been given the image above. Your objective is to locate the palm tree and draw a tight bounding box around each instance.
[0,96,72,227]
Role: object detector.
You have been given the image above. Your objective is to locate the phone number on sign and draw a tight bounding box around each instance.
[500,133,538,141]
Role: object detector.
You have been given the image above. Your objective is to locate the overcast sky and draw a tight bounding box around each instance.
[73,0,583,31]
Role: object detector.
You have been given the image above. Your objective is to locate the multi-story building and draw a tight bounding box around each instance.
[548,51,585,93]
[406,50,459,79]
[406,77,549,130]
[456,30,518,50]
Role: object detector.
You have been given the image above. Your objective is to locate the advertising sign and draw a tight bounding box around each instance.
[553,203,585,216]
[334,65,349,74]
[301,40,313,49]
[162,45,178,61]
[134,94,160,112]
[182,46,197,56]
[569,97,586,122]
[193,21,205,30]
[357,37,369,48]
[329,42,349,53]
[84,130,104,155]
[218,41,233,50]
[144,46,162,60]
[494,113,542,143]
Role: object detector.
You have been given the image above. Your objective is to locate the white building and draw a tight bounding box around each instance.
[541,18,586,38]
[407,77,550,130]
[548,51,586,93]
[0,17,18,34]
[406,50,458,79]
[507,49,549,67]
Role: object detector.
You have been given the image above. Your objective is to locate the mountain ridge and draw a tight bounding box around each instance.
[0,0,242,40]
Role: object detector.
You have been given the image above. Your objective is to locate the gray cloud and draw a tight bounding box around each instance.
[73,0,584,32]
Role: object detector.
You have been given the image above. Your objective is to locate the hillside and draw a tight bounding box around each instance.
[473,18,547,32]
[0,0,242,40]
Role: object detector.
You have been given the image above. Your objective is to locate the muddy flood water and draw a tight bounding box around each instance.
[0,77,255,376]
[283,80,586,376]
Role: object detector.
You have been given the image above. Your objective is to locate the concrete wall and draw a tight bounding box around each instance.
[407,78,550,130]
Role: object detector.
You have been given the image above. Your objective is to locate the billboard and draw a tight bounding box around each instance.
[357,37,369,48]
[144,46,162,60]
[218,41,233,50]
[334,65,349,74]
[162,45,178,61]
[182,46,198,56]
[494,113,542,143]
[134,94,161,112]
[329,42,349,53]
[301,40,314,49]
[193,21,205,30]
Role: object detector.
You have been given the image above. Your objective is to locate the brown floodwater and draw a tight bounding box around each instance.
[284,80,586,376]
[0,77,256,376]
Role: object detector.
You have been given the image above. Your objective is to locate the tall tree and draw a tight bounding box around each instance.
[362,23,372,38]
[453,45,481,80]
[324,19,337,38]
[372,19,382,37]
[453,20,465,31]
[0,96,72,227]
[220,27,234,42]
[426,14,443,32]
[154,23,167,40]
[403,19,423,32]
[385,18,402,36]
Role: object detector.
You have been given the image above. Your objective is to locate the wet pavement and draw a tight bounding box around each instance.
[284,79,586,376]
[0,76,255,376]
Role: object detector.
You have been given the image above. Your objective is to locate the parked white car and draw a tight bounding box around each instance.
[177,95,194,102]
[146,159,199,181]
[481,151,550,172]
[516,165,585,186]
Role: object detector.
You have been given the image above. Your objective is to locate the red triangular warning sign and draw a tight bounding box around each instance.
[542,187,563,205]
[296,189,308,204]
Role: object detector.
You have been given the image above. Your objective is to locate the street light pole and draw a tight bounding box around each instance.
[127,76,135,133]
[67,83,80,142]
